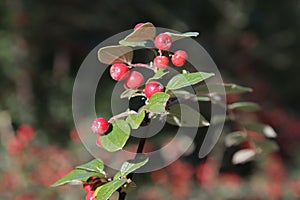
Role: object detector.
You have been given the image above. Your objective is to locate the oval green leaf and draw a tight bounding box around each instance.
[119,155,149,178]
[76,159,105,174]
[228,102,260,111]
[51,169,102,187]
[94,179,127,200]
[166,72,214,91]
[100,120,131,152]
[165,32,199,42]
[126,110,145,129]
[98,45,133,64]
[225,131,248,147]
[166,104,209,127]
[119,22,156,47]
[144,92,170,114]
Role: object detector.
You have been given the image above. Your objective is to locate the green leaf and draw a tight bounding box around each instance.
[165,32,199,42]
[100,120,131,152]
[255,140,279,154]
[195,83,253,95]
[169,90,192,98]
[98,45,133,64]
[166,72,214,91]
[51,169,101,187]
[120,89,137,99]
[225,131,248,147]
[94,179,127,200]
[126,110,145,129]
[144,92,170,114]
[147,69,169,82]
[114,155,149,180]
[194,96,210,101]
[232,149,256,164]
[119,40,147,47]
[228,102,260,111]
[245,123,277,138]
[119,22,156,47]
[76,159,105,174]
[166,104,209,127]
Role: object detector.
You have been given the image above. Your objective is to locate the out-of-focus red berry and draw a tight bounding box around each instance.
[134,23,144,30]
[6,137,23,155]
[16,124,35,143]
[86,191,96,200]
[125,71,144,89]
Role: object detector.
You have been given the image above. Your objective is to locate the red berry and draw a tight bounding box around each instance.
[91,118,109,134]
[154,56,169,69]
[110,63,129,81]
[16,124,35,143]
[144,81,164,98]
[83,183,93,192]
[125,71,144,89]
[86,191,96,200]
[154,33,172,50]
[134,23,144,30]
[171,50,187,67]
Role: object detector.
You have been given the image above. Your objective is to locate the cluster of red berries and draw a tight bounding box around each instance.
[153,33,187,68]
[91,23,188,141]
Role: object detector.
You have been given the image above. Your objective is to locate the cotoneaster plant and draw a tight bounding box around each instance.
[52,22,279,200]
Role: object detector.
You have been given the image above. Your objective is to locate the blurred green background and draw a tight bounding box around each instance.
[0,0,300,199]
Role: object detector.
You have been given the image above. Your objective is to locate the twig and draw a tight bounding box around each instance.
[108,110,137,124]
[118,137,147,200]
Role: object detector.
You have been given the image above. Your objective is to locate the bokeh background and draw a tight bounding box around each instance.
[0,0,300,199]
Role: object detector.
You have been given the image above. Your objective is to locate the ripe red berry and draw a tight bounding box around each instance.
[91,118,109,135]
[83,183,93,192]
[144,81,164,98]
[125,71,144,89]
[171,50,187,67]
[154,56,169,69]
[85,191,96,200]
[154,33,172,50]
[110,63,129,81]
[134,23,144,30]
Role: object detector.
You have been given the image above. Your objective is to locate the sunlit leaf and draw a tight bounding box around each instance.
[225,131,248,147]
[144,92,169,114]
[245,123,277,138]
[166,72,214,91]
[115,155,149,179]
[228,102,260,111]
[147,69,169,83]
[232,149,256,164]
[51,169,102,187]
[94,179,127,200]
[100,120,130,152]
[120,89,137,99]
[165,32,199,42]
[76,159,105,174]
[126,110,145,129]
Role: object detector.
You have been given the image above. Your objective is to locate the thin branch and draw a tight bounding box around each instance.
[108,110,137,124]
